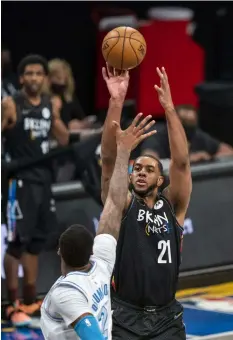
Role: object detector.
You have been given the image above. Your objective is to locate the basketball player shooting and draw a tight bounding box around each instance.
[101,66,192,339]
[40,114,156,340]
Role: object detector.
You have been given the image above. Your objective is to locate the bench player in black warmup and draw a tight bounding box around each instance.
[2,55,69,326]
[101,66,192,339]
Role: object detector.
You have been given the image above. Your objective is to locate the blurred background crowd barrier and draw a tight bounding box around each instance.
[2,1,233,299]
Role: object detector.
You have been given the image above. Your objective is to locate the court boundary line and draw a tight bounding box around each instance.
[182,304,233,315]
[193,331,233,339]
[179,264,233,277]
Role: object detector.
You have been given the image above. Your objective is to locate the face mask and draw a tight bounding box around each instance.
[182,122,197,142]
[51,83,66,95]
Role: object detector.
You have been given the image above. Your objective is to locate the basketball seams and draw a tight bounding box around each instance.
[103,36,146,49]
[129,38,146,49]
[129,31,139,66]
[102,27,146,70]
[129,31,146,50]
[121,27,127,70]
[105,30,120,61]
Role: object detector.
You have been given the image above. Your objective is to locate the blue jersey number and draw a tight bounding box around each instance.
[98,305,108,339]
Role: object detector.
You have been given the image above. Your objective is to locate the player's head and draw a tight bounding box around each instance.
[130,155,164,197]
[58,224,94,274]
[18,54,48,95]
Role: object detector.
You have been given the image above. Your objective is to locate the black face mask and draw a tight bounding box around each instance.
[51,83,66,95]
[182,122,197,142]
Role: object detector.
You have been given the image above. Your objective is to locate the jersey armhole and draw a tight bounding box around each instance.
[159,194,184,232]
[121,193,135,222]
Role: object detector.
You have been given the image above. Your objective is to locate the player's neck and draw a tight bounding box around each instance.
[22,88,41,106]
[143,195,157,209]
[135,190,158,209]
[63,262,92,276]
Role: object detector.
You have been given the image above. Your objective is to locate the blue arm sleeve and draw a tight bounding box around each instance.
[74,315,104,340]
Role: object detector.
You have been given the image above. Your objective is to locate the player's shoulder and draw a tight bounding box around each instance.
[51,275,84,298]
[92,233,117,258]
[92,234,117,275]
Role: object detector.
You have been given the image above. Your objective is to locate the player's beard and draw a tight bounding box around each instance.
[131,183,157,198]
[24,83,42,97]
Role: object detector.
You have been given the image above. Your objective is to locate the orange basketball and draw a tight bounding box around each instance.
[102,26,147,70]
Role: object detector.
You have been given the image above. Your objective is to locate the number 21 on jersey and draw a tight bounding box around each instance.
[158,240,172,263]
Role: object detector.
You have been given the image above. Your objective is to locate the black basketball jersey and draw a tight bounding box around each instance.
[4,91,53,183]
[112,193,183,307]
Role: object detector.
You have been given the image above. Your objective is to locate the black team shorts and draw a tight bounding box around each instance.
[6,178,57,254]
[112,297,186,340]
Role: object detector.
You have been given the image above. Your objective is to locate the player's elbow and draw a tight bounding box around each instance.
[172,155,190,170]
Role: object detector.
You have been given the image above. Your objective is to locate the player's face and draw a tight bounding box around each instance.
[130,157,163,197]
[20,64,46,95]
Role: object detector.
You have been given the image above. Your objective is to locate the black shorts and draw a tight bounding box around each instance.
[112,297,186,340]
[6,178,57,250]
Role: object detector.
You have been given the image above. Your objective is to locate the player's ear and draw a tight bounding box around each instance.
[157,176,164,187]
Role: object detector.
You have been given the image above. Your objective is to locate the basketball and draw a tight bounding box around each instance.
[102,26,147,70]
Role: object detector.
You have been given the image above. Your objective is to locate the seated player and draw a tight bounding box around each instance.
[40,113,156,340]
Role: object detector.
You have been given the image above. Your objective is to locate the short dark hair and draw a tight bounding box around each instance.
[133,154,164,176]
[17,54,48,76]
[59,224,94,268]
[175,104,196,113]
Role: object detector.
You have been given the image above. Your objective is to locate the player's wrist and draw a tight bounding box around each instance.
[109,97,124,108]
[164,103,175,113]
[117,144,131,156]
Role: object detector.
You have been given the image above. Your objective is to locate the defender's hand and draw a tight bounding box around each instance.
[102,63,129,102]
[113,113,157,152]
[154,67,174,111]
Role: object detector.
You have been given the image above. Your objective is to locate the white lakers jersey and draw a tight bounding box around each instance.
[40,234,116,340]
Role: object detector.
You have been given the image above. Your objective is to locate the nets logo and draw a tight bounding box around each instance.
[1,224,23,279]
[145,223,168,236]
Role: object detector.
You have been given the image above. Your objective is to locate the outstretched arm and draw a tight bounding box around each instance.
[101,66,129,204]
[97,114,157,239]
[154,67,192,226]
